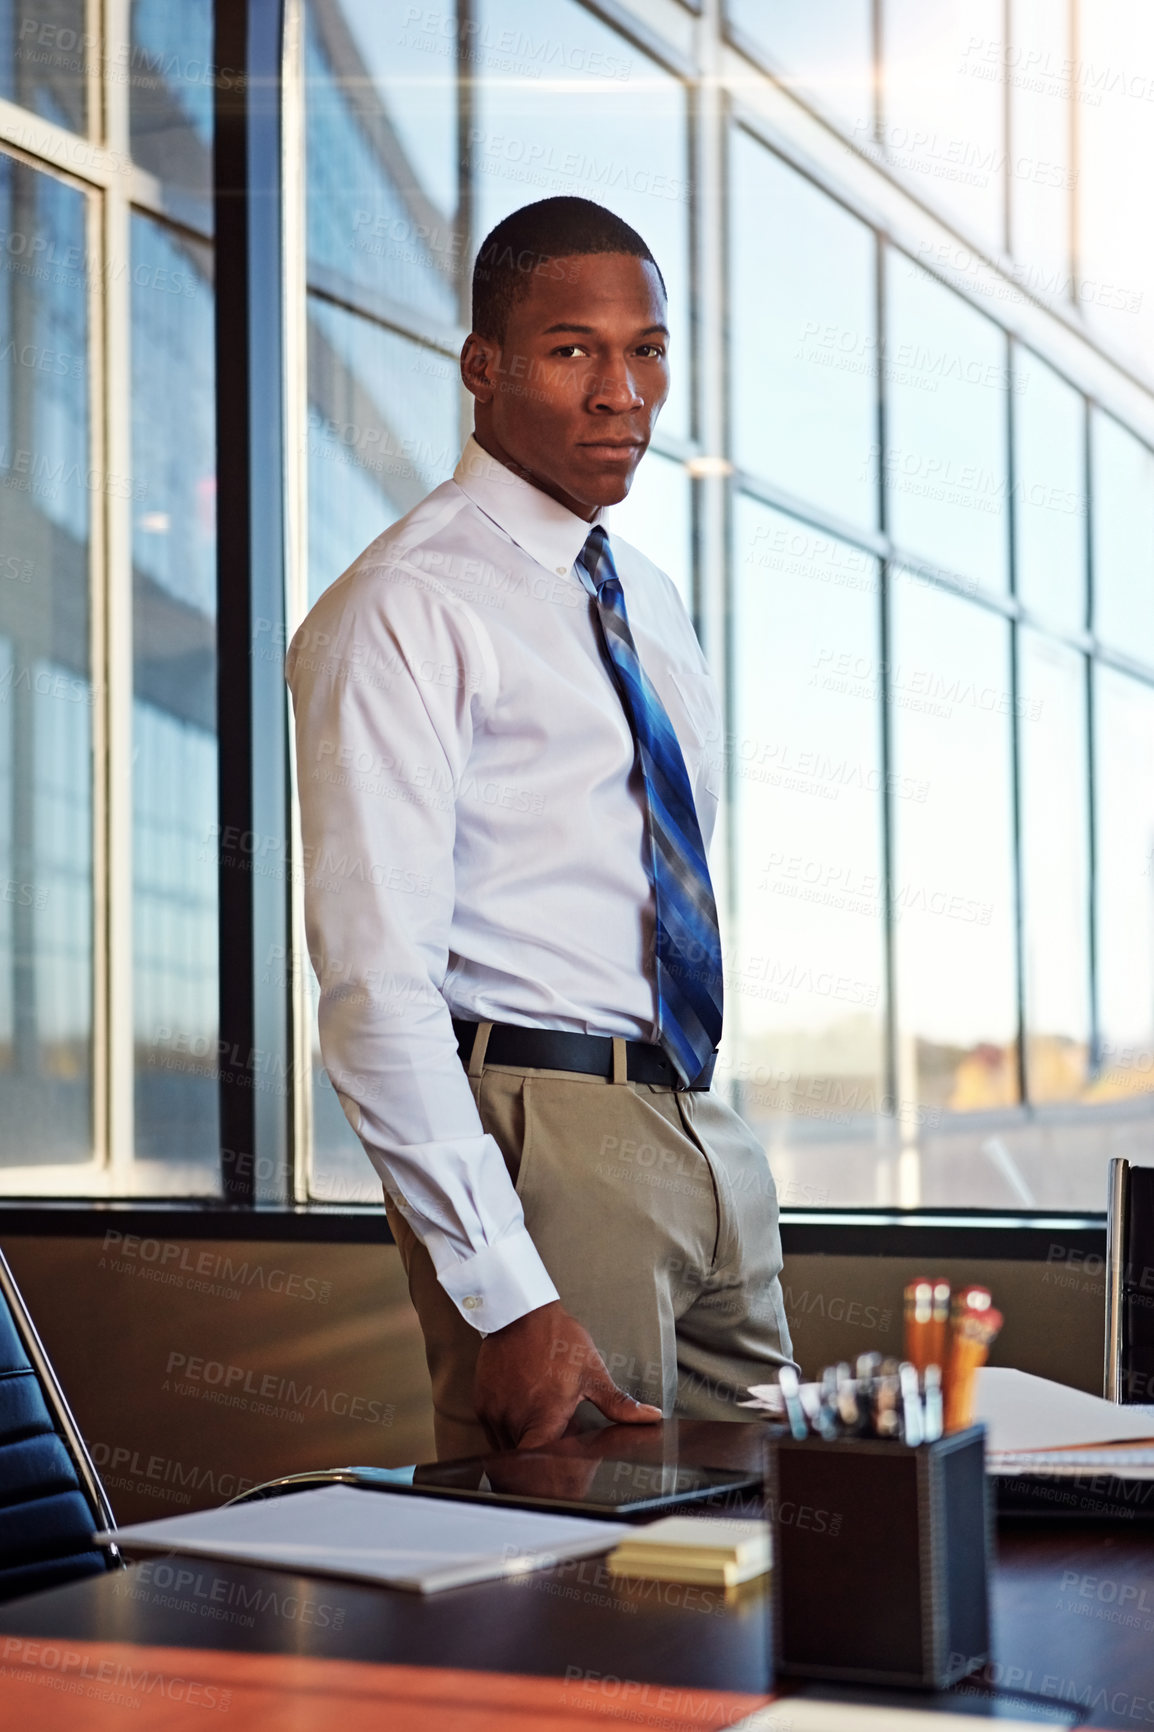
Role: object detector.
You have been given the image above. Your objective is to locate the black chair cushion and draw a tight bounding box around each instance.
[0,1280,114,1601]
[0,1369,55,1445]
[0,1301,31,1376]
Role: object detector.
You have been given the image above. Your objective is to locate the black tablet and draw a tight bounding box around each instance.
[399,1452,762,1519]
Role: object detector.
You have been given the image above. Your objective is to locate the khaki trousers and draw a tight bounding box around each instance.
[386,1026,795,1460]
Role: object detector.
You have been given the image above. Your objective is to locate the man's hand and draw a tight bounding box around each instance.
[474,1300,663,1450]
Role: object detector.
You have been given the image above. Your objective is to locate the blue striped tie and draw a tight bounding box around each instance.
[580,525,723,1086]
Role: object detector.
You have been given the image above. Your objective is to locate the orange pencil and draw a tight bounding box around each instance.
[926,1279,951,1375]
[904,1279,935,1373]
[944,1305,1003,1433]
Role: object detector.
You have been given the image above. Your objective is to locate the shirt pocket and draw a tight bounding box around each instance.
[667,665,725,808]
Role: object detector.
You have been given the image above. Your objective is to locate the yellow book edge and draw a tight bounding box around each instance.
[606,1555,769,1587]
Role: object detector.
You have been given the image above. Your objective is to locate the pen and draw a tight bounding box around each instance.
[778,1364,809,1440]
[813,1366,840,1440]
[874,1359,902,1440]
[922,1364,943,1443]
[835,1362,864,1435]
[899,1361,924,1447]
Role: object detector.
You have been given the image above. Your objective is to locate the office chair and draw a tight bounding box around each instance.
[1104,1158,1154,1404]
[226,1465,417,1505]
[0,1244,121,1600]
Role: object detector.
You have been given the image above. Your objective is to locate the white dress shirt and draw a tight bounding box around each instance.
[286,436,723,1333]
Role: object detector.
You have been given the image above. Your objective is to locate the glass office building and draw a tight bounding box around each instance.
[2,0,1154,1217]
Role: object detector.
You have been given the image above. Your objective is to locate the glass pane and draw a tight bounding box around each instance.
[1093,667,1154,1104]
[1008,0,1073,285]
[730,498,887,1208]
[607,450,691,610]
[1012,350,1086,632]
[2,0,88,134]
[731,134,877,531]
[0,160,92,1169]
[130,213,219,1187]
[307,299,461,604]
[726,0,874,134]
[128,0,214,224]
[1091,411,1154,670]
[1018,632,1090,1103]
[471,0,692,441]
[1074,0,1154,370]
[305,0,460,327]
[883,252,1010,593]
[306,301,459,1200]
[881,0,1005,250]
[889,570,1018,1119]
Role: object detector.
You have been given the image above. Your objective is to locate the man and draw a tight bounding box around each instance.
[287,197,794,1460]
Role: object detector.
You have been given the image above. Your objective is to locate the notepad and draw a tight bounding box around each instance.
[977,1368,1154,1454]
[607,1516,770,1587]
[95,1483,620,1594]
[726,1705,1064,1731]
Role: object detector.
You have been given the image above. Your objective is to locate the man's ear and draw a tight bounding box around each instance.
[461,332,499,403]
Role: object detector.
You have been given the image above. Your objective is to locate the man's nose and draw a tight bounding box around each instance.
[585,361,643,411]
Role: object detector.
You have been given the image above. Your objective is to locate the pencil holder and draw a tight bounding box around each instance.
[767,1424,990,1690]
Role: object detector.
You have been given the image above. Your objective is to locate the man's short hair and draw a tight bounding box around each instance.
[471,197,666,343]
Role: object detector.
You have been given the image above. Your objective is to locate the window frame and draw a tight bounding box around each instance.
[2,0,1154,1250]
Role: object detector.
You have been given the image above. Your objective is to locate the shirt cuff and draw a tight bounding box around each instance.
[436,1227,560,1335]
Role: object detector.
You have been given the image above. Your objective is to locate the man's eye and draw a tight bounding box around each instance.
[551,345,588,358]
[637,345,666,359]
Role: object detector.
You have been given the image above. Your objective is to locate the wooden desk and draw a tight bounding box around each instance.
[2,1422,1153,1727]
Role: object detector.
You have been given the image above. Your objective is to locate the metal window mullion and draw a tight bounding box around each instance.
[87,170,111,1183]
[1002,0,1012,260]
[88,0,104,147]
[282,0,313,1204]
[870,0,882,147]
[1006,339,1028,1113]
[1068,0,1081,313]
[1084,396,1101,1082]
[876,242,908,1205]
[455,0,476,456]
[100,0,135,1190]
[213,0,293,1207]
[694,2,732,1101]
[0,99,123,187]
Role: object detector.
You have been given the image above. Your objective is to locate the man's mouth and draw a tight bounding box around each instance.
[578,440,645,459]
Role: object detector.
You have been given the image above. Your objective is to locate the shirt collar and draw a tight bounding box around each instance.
[453,435,607,582]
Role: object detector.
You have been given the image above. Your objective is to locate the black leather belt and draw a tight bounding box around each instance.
[451,1018,717,1092]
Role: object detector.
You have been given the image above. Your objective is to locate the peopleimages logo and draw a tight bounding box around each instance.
[164,1353,396,1426]
[100,1231,332,1303]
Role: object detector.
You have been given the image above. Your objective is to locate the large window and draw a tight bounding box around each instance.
[1094,669,1154,1106]
[888,577,1019,1125]
[0,157,94,1175]
[1013,351,1086,634]
[883,254,1009,594]
[727,0,874,135]
[729,500,886,1207]
[3,0,1154,1218]
[299,0,694,1200]
[730,134,877,533]
[1091,410,1154,669]
[0,3,219,1195]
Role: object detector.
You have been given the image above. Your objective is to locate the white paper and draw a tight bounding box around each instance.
[730,1705,1052,1731]
[975,1367,1154,1453]
[95,1483,621,1594]
[991,1450,1154,1478]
